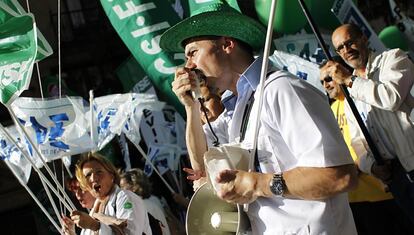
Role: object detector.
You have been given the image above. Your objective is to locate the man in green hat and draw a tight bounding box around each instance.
[160,1,358,234]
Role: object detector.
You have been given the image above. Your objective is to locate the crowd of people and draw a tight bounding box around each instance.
[58,1,414,234]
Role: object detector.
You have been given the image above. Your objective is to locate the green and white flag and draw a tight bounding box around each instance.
[0,14,37,105]
[188,0,240,13]
[0,0,53,61]
[100,0,185,116]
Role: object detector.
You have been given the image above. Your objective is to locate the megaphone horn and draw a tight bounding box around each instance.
[186,182,251,235]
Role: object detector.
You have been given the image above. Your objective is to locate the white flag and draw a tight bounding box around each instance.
[123,93,165,148]
[0,125,32,183]
[10,96,93,161]
[90,93,134,151]
[144,143,181,176]
[270,50,325,94]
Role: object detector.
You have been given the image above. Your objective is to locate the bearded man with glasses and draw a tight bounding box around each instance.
[320,23,414,223]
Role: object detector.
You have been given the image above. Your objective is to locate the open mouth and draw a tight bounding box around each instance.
[92,184,101,193]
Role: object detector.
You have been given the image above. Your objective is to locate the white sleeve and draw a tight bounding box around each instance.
[344,101,375,174]
[262,75,354,168]
[350,49,414,111]
[116,191,151,235]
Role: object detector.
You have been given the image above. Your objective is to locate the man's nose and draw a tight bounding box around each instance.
[185,59,196,69]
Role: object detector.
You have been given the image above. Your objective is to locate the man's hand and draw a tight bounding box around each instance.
[216,170,273,204]
[70,210,100,231]
[371,160,392,183]
[172,67,200,107]
[320,61,353,87]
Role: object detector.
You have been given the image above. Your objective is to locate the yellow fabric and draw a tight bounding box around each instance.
[331,99,393,202]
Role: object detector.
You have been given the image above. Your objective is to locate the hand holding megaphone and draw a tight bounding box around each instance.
[216,169,272,205]
[172,67,204,107]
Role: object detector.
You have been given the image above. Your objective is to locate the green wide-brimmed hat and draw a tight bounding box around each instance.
[160,1,266,53]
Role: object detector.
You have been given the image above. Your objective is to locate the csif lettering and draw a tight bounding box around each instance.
[108,0,182,75]
[0,60,30,87]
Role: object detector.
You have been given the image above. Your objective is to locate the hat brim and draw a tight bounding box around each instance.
[160,11,266,53]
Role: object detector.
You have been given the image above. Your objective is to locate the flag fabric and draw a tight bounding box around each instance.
[139,105,185,150]
[274,33,335,64]
[0,14,37,105]
[144,143,181,176]
[0,0,53,61]
[270,50,325,94]
[99,0,185,116]
[115,56,149,92]
[10,96,94,161]
[0,125,32,183]
[187,0,240,13]
[90,93,136,151]
[91,93,164,151]
[332,0,386,53]
[122,93,165,148]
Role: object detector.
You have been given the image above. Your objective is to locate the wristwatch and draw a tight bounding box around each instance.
[348,75,357,87]
[269,173,285,197]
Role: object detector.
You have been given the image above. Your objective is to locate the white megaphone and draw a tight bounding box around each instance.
[186,182,251,235]
[186,144,252,235]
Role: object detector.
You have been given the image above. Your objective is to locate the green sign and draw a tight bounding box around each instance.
[0,0,53,61]
[100,0,185,116]
[116,56,148,92]
[0,14,37,105]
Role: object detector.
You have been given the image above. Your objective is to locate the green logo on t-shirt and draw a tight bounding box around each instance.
[123,201,133,209]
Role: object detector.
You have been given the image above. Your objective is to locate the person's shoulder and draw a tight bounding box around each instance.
[116,188,144,204]
[380,48,408,59]
[264,69,296,86]
[264,69,315,91]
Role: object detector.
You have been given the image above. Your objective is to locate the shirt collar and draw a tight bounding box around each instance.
[236,56,264,93]
[221,90,236,112]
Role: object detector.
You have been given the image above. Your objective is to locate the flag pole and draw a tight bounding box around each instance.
[244,0,278,213]
[4,160,62,233]
[39,175,63,224]
[0,122,75,212]
[297,0,384,165]
[89,90,96,153]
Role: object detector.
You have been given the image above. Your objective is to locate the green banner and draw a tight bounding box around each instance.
[0,14,37,105]
[0,0,53,61]
[188,0,239,14]
[100,0,185,116]
[115,56,148,92]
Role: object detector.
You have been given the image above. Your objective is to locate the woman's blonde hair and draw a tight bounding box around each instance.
[75,152,120,191]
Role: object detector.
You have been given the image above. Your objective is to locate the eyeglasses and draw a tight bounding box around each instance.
[320,76,333,85]
[335,39,356,54]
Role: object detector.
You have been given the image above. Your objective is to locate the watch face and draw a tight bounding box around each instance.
[274,182,284,195]
[270,174,284,196]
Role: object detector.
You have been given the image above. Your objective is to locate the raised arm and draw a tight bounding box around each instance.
[172,67,208,172]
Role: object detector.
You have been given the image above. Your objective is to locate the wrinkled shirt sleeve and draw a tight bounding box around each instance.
[350,49,414,111]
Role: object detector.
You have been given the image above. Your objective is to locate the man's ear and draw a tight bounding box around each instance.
[222,37,236,54]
